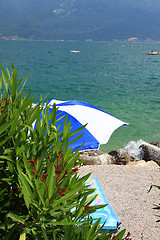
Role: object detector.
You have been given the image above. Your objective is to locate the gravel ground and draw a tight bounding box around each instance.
[78,165,160,240]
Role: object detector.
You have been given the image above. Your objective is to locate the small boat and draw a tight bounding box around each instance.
[70,50,80,53]
[148,51,160,55]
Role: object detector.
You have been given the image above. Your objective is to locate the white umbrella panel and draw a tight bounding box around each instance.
[34,99,128,152]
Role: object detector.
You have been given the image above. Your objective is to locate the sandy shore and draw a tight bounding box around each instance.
[78,165,160,240]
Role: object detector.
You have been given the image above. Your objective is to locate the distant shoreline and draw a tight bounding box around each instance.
[1,37,160,43]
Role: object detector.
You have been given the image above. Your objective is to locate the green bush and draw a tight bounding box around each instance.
[0,64,130,239]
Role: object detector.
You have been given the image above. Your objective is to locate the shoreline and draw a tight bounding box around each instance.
[78,165,160,240]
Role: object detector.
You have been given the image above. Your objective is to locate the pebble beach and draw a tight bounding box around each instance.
[79,165,160,240]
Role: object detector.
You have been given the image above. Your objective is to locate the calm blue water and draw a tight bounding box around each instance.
[0,40,160,152]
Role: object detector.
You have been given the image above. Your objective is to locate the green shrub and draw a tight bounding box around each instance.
[0,64,130,239]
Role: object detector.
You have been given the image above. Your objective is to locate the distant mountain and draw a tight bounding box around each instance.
[1,0,160,40]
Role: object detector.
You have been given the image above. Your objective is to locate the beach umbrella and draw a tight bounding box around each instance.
[33,99,128,151]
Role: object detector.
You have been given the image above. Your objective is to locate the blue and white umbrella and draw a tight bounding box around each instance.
[33,99,128,151]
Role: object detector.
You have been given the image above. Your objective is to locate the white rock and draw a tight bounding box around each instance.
[80,153,111,165]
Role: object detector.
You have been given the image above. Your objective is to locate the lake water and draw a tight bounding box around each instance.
[0,40,160,154]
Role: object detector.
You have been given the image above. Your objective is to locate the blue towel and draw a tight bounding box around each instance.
[86,177,120,230]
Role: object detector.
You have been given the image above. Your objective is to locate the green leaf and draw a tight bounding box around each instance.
[11,64,18,100]
[74,207,85,222]
[19,167,34,189]
[70,123,86,139]
[19,232,26,240]
[6,67,11,81]
[0,118,13,135]
[152,184,160,190]
[27,102,43,126]
[17,164,34,207]
[63,147,72,162]
[0,76,2,91]
[97,228,111,240]
[88,218,101,238]
[22,152,33,183]
[85,194,100,207]
[41,222,49,240]
[68,132,84,147]
[7,212,25,224]
[46,161,56,200]
[17,73,33,88]
[50,183,86,207]
[1,63,11,89]
[50,103,57,124]
[62,116,71,154]
[34,178,46,207]
[44,104,50,135]
[0,155,13,161]
[114,229,126,239]
[47,220,86,226]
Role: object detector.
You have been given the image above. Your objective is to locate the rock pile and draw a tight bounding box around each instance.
[79,150,111,165]
[139,143,160,166]
[108,151,131,165]
[79,142,160,167]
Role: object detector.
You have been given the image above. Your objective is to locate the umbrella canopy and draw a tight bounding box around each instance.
[33,99,128,151]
